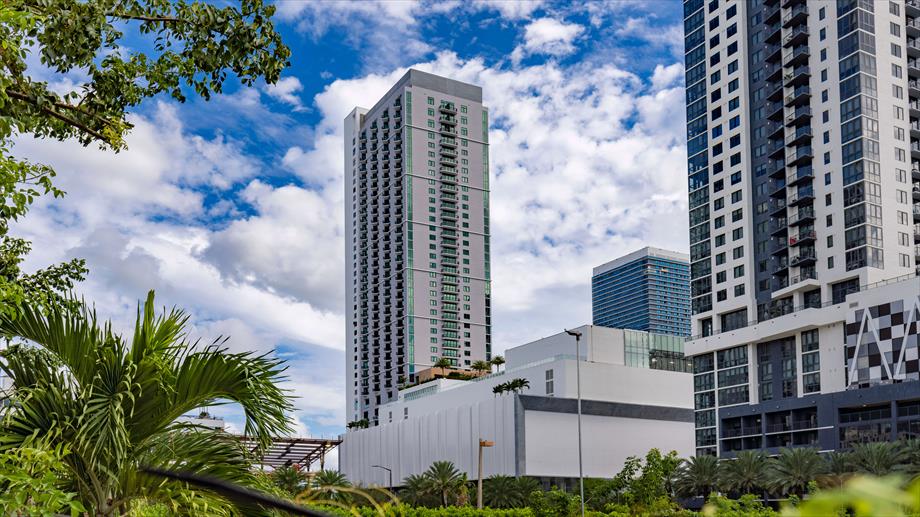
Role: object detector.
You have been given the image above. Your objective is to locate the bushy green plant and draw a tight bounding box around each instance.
[0,443,85,516]
[703,493,777,517]
[527,487,580,517]
[782,475,920,517]
[320,503,534,516]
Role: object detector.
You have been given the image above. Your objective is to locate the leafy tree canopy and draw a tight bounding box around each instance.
[0,0,290,316]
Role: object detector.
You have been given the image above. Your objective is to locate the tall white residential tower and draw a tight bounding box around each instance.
[345,70,492,426]
[683,0,920,456]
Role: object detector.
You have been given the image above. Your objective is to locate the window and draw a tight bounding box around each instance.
[733,265,744,278]
[731,190,742,203]
[732,228,743,241]
[545,369,554,396]
[732,246,744,259]
[734,284,745,296]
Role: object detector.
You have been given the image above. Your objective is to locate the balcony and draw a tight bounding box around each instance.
[788,208,815,226]
[765,44,782,64]
[785,145,813,166]
[910,0,920,15]
[439,156,458,166]
[439,114,457,125]
[439,182,458,193]
[766,80,785,102]
[782,4,808,27]
[767,140,786,160]
[769,198,788,216]
[783,65,810,87]
[784,85,811,107]
[910,38,920,57]
[769,179,787,198]
[440,147,458,158]
[785,106,812,126]
[914,205,920,221]
[782,45,810,67]
[910,16,920,36]
[440,137,457,148]
[767,102,786,122]
[765,23,782,45]
[439,126,458,136]
[439,103,457,114]
[768,159,787,179]
[782,25,809,47]
[789,230,816,247]
[787,165,814,186]
[771,218,789,236]
[785,125,812,146]
[763,3,781,24]
[787,188,814,206]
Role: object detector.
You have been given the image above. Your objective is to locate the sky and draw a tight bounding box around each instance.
[12,0,690,464]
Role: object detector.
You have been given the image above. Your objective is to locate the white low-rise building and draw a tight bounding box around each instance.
[340,325,694,487]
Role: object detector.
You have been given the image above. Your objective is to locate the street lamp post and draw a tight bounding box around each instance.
[370,464,392,489]
[477,439,494,509]
[564,328,585,517]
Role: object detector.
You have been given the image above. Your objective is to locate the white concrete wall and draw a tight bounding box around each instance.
[523,411,694,478]
[505,325,626,369]
[340,394,517,486]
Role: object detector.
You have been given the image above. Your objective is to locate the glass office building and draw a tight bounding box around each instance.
[592,247,692,337]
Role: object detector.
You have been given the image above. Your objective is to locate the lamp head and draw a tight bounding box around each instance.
[564,328,582,338]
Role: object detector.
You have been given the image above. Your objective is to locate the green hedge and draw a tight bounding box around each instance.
[318,504,534,517]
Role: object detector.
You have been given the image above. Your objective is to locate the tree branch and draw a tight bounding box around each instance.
[5,90,110,144]
[105,12,184,24]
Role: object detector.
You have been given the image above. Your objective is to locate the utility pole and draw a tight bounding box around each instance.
[565,328,585,517]
[477,439,494,509]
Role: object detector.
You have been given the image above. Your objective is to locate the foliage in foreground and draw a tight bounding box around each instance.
[0,292,294,515]
[0,442,85,516]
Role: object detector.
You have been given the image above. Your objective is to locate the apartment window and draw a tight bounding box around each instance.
[716,271,727,283]
[731,208,743,222]
[716,252,726,265]
[710,70,721,84]
[734,284,745,296]
[893,64,903,78]
[729,116,740,129]
[726,4,736,18]
[733,265,744,278]
[732,246,744,259]
[717,290,727,301]
[731,190,742,203]
[818,6,825,19]
[716,234,725,247]
[891,1,900,15]
[825,193,832,206]
[714,198,724,210]
[820,29,826,42]
[825,172,832,185]
[728,97,739,111]
[891,22,901,37]
[427,97,434,105]
[828,235,834,248]
[727,60,738,74]
[821,69,827,82]
[892,43,902,58]
[545,369,554,396]
[828,256,834,269]
[728,78,739,92]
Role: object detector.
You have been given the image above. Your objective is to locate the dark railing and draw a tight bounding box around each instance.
[690,272,920,340]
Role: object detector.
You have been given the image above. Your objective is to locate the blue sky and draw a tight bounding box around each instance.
[14,0,691,461]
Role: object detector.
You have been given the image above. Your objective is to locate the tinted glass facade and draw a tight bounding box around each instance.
[592,248,691,337]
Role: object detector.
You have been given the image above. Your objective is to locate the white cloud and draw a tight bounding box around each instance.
[650,63,684,92]
[518,17,585,58]
[615,17,684,55]
[264,76,306,110]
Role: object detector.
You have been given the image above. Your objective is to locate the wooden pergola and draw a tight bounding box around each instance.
[238,436,342,470]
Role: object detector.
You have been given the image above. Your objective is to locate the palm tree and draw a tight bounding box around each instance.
[433,357,453,377]
[310,469,352,503]
[849,441,907,476]
[0,292,293,515]
[899,439,920,475]
[424,460,467,507]
[769,447,825,497]
[490,355,505,372]
[818,451,852,489]
[507,378,530,393]
[676,454,720,498]
[719,451,769,496]
[492,382,508,395]
[271,465,308,496]
[400,473,435,507]
[471,360,492,376]
[482,475,533,508]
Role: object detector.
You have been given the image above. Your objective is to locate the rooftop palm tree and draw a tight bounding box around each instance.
[849,441,907,476]
[769,447,825,497]
[433,357,452,377]
[507,378,530,393]
[0,292,293,515]
[490,355,505,373]
[424,460,467,507]
[471,360,492,376]
[676,454,720,498]
[719,451,769,496]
